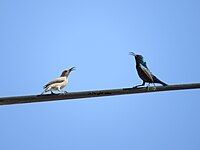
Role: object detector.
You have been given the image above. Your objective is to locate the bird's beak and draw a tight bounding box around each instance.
[69,67,76,72]
[129,52,136,56]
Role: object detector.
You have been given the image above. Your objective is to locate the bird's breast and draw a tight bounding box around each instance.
[60,79,68,89]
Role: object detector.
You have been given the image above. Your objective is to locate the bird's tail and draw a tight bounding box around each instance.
[152,75,168,86]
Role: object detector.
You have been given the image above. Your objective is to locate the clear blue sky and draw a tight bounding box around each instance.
[0,0,200,149]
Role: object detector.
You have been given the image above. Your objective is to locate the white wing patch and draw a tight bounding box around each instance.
[44,77,66,88]
[140,64,154,82]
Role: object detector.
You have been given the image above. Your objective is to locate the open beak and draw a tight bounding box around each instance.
[69,67,76,72]
[129,52,136,56]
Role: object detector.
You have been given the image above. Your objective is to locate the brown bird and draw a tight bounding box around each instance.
[41,67,75,94]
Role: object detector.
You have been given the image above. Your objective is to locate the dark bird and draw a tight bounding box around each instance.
[129,52,167,88]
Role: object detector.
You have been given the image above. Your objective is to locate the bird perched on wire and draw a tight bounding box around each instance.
[41,67,75,94]
[129,52,167,88]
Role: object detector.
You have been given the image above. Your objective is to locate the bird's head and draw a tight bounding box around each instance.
[129,52,144,64]
[60,67,75,77]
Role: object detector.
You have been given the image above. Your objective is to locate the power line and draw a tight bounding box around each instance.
[0,83,200,106]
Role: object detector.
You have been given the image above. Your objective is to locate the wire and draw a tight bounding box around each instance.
[0,83,200,106]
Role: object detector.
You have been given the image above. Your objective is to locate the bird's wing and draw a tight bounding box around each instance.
[43,77,65,89]
[141,60,153,74]
[142,62,148,69]
[139,64,154,82]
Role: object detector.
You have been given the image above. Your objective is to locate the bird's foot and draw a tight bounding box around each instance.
[64,91,68,94]
[146,86,150,91]
[145,86,156,91]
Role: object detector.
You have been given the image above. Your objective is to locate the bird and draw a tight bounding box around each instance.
[129,52,167,88]
[41,67,75,94]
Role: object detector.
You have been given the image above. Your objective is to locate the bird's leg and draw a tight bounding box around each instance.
[133,81,145,88]
[57,87,62,93]
[51,91,56,95]
[146,83,156,91]
[58,87,68,94]
[146,83,150,90]
[41,91,45,95]
[57,87,64,95]
[152,83,156,90]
